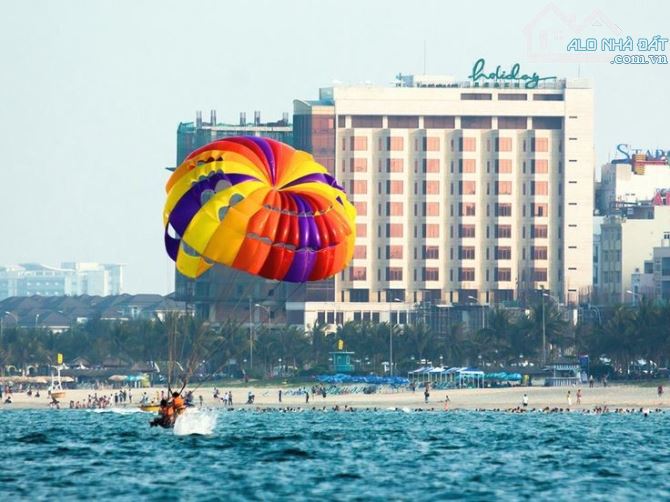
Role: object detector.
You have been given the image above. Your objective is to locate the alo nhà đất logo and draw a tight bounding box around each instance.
[468,58,557,89]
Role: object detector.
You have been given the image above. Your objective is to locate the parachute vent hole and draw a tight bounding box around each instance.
[200,189,215,206]
[218,206,229,221]
[215,179,232,193]
[167,224,180,239]
[181,241,200,257]
[229,193,244,207]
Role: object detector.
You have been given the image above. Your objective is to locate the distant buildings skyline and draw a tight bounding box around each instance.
[0,262,124,301]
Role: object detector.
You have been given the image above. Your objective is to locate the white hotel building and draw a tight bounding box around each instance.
[290,74,594,326]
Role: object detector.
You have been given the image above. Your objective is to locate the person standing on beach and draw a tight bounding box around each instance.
[567,391,572,407]
[658,385,664,398]
[576,389,582,405]
[424,383,430,404]
[444,395,450,411]
[305,390,310,404]
[522,394,528,408]
[278,389,282,403]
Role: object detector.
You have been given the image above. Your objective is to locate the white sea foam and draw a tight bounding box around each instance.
[91,407,144,415]
[173,408,217,436]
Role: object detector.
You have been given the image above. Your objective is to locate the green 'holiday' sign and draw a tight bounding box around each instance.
[468,58,556,89]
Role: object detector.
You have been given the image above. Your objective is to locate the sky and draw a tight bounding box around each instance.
[0,0,668,295]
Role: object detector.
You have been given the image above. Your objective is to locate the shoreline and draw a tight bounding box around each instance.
[1,383,668,411]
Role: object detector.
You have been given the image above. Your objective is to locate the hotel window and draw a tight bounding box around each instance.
[459,137,477,152]
[533,94,563,101]
[532,117,562,129]
[498,116,527,129]
[498,93,527,101]
[337,115,347,128]
[423,245,439,259]
[388,116,419,128]
[495,159,512,173]
[386,267,403,281]
[531,137,549,152]
[386,202,404,216]
[531,224,548,238]
[531,203,548,217]
[425,202,440,216]
[425,180,440,195]
[350,267,367,281]
[459,268,476,281]
[351,115,383,128]
[351,158,368,172]
[351,180,367,194]
[353,245,367,259]
[495,181,512,195]
[423,137,440,151]
[387,158,404,172]
[495,268,512,281]
[356,223,367,237]
[461,93,492,100]
[387,136,404,151]
[459,202,476,216]
[495,246,512,260]
[459,224,476,238]
[423,224,440,238]
[386,245,403,259]
[351,136,368,151]
[353,201,367,216]
[495,225,512,238]
[531,159,549,173]
[423,268,440,281]
[424,116,455,128]
[387,180,404,194]
[459,159,476,173]
[387,223,403,238]
[423,159,440,172]
[495,137,512,152]
[531,181,549,196]
[459,246,476,260]
[459,180,476,195]
[532,268,548,281]
[350,289,369,302]
[495,203,512,217]
[462,116,492,129]
[532,246,548,260]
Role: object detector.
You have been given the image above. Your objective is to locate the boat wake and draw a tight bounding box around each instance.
[173,408,217,436]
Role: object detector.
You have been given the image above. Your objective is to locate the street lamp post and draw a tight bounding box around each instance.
[626,290,642,305]
[389,298,401,377]
[1,312,19,377]
[253,304,271,372]
[248,298,253,370]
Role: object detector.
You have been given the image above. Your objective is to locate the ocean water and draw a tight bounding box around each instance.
[1,408,669,500]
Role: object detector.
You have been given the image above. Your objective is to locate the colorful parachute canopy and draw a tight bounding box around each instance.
[163,136,356,282]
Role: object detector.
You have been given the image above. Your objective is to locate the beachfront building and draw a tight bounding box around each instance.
[288,69,594,328]
[0,262,124,301]
[174,111,294,321]
[599,205,670,304]
[597,150,670,214]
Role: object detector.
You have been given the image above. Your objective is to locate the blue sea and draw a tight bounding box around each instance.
[1,408,669,500]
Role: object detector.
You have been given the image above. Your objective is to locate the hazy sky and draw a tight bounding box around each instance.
[1,0,668,294]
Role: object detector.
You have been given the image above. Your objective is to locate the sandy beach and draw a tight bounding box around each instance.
[2,383,667,411]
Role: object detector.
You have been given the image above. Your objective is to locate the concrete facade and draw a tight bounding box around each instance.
[293,75,594,329]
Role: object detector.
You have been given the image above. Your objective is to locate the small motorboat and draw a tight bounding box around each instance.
[140,404,161,413]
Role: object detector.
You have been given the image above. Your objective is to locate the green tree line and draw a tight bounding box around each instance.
[2,300,670,378]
